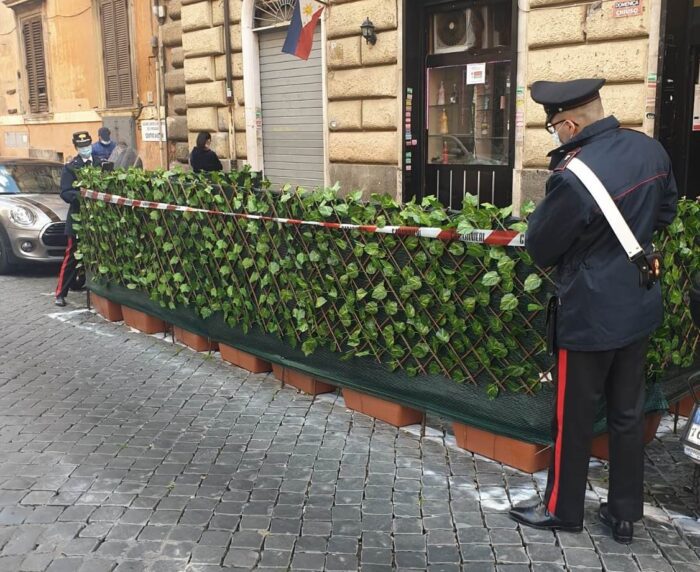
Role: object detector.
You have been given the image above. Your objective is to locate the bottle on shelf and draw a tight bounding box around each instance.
[442,140,449,164]
[437,80,445,105]
[439,108,449,134]
[449,83,459,104]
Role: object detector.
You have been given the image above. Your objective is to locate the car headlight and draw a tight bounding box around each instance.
[9,206,37,226]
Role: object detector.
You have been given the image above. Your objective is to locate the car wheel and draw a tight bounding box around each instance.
[0,226,17,275]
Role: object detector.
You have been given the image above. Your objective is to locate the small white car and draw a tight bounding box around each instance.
[0,158,68,273]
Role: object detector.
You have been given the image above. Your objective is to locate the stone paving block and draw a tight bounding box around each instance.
[601,553,644,572]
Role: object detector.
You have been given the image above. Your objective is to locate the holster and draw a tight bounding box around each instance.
[632,250,663,289]
[546,296,558,356]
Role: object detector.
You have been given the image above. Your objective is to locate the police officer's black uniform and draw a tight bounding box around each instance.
[55,131,93,306]
[509,79,678,543]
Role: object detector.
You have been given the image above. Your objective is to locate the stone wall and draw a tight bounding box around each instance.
[326,0,400,197]
[179,0,241,169]
[523,0,651,176]
[163,0,190,165]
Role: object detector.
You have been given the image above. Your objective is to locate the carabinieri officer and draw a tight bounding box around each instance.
[55,131,93,307]
[509,79,678,544]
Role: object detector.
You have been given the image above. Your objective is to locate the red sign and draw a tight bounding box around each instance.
[613,0,643,18]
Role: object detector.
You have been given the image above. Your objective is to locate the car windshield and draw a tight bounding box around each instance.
[0,164,62,194]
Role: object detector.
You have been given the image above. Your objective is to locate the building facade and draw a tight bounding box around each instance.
[0,0,164,168]
[1,1,698,208]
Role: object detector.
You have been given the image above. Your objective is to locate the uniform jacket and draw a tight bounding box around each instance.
[525,116,678,351]
[189,146,223,173]
[60,155,91,236]
[92,140,116,164]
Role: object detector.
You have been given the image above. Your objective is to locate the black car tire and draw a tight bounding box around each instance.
[0,226,17,275]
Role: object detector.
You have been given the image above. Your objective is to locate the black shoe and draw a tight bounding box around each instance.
[509,502,583,532]
[599,503,633,544]
[55,296,67,307]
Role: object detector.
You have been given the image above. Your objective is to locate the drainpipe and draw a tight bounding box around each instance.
[154,0,168,167]
[223,0,236,167]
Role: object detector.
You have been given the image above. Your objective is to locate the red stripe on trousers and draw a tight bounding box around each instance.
[548,348,568,515]
[55,236,73,296]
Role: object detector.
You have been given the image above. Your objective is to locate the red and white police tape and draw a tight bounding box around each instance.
[81,189,525,247]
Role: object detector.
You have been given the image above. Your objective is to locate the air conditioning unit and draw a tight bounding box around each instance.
[433,9,478,54]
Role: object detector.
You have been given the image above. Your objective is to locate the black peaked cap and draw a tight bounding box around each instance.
[531,78,606,123]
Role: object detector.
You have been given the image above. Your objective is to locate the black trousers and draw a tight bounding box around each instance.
[55,236,80,299]
[544,337,649,523]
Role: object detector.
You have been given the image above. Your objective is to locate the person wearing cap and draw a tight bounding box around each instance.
[92,127,116,165]
[508,79,678,543]
[55,131,95,307]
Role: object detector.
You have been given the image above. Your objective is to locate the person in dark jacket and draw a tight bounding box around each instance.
[55,131,94,307]
[509,79,678,544]
[189,131,223,173]
[91,126,116,165]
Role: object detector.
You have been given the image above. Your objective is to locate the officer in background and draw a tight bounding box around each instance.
[92,126,116,165]
[55,131,93,307]
[509,79,678,543]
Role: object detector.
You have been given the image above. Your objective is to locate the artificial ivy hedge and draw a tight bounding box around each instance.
[75,167,699,397]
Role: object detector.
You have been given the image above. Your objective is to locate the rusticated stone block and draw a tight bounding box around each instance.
[328,36,361,70]
[525,83,646,127]
[164,69,186,94]
[527,38,647,83]
[162,21,183,47]
[361,30,398,66]
[210,131,230,158]
[167,116,189,142]
[362,98,397,130]
[528,5,584,47]
[181,1,212,32]
[584,1,648,41]
[329,131,397,164]
[182,27,224,57]
[328,100,362,131]
[212,0,242,25]
[168,0,182,20]
[187,106,218,132]
[171,93,187,114]
[328,65,398,99]
[328,163,398,199]
[327,0,397,39]
[185,80,227,107]
[170,47,184,69]
[184,56,215,83]
[175,141,190,162]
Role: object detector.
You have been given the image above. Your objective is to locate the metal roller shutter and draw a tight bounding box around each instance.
[258,28,325,190]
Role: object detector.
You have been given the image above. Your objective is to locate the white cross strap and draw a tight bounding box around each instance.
[565,157,644,260]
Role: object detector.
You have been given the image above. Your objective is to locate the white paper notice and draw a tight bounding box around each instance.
[466,63,486,85]
[141,120,167,142]
[693,84,700,132]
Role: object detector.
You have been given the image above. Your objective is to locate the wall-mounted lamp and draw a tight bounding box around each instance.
[361,17,377,45]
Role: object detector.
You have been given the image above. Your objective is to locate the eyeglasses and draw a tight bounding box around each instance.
[545,119,578,134]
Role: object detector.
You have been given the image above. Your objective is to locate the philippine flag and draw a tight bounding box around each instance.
[282,0,325,60]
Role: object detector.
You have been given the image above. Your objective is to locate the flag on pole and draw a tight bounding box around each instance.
[282,0,325,60]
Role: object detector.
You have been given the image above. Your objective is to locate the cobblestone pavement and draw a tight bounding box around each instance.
[1,271,699,572]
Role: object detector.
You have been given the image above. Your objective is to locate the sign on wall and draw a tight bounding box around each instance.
[140,120,166,142]
[613,0,643,18]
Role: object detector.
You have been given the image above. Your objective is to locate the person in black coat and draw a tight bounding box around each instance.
[509,79,677,544]
[189,131,223,173]
[55,131,94,307]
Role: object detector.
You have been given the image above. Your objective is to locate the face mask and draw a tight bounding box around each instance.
[550,130,562,147]
[78,147,92,160]
[100,139,110,145]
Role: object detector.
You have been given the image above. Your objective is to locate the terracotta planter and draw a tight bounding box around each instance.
[590,412,662,461]
[173,326,218,352]
[668,394,696,418]
[90,293,123,322]
[452,422,551,473]
[271,364,335,396]
[121,306,167,334]
[220,344,272,373]
[342,388,423,427]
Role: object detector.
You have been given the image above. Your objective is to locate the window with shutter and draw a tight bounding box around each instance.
[21,15,48,114]
[100,0,134,108]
